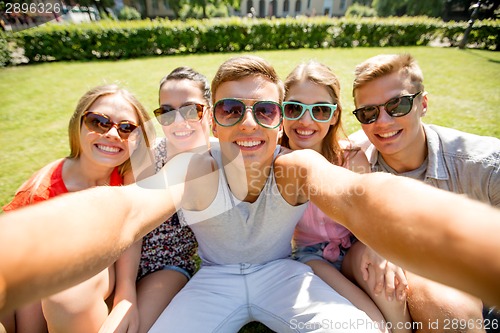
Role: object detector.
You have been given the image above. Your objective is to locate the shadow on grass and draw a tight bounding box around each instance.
[462,48,500,63]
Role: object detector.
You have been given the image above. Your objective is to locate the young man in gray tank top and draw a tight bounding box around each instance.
[148,55,381,332]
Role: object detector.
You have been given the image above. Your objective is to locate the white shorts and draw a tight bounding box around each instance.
[149,259,378,332]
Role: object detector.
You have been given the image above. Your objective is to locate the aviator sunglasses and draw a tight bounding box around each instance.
[153,103,205,126]
[213,98,283,129]
[353,91,423,124]
[283,101,337,122]
[82,111,139,140]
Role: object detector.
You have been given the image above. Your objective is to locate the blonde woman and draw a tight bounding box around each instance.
[1,84,154,333]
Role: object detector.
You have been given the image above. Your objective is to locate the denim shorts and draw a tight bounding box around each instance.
[292,242,347,271]
[163,265,192,280]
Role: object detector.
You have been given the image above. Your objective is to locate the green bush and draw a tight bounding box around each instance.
[0,31,12,67]
[118,6,141,21]
[345,3,377,18]
[11,17,500,64]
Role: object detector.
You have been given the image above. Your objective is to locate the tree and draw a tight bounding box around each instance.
[346,3,377,17]
[165,0,184,18]
[190,0,240,18]
[372,0,498,19]
[353,0,373,6]
[444,0,499,20]
[118,5,141,20]
[371,0,400,16]
[406,0,444,17]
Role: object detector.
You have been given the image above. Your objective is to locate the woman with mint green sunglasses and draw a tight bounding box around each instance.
[281,61,412,333]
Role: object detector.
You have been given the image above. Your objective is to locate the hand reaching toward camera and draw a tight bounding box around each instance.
[360,246,408,302]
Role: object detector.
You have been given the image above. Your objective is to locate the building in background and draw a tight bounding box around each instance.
[126,0,353,19]
[123,0,175,18]
[239,0,353,18]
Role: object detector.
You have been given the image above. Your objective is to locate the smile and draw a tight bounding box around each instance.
[236,140,263,147]
[377,130,400,138]
[295,129,315,136]
[173,130,194,137]
[96,144,122,153]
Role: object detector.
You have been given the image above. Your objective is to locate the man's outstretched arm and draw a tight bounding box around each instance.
[0,152,205,315]
[280,149,500,306]
[0,183,173,315]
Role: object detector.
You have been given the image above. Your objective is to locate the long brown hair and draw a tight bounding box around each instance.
[282,61,346,166]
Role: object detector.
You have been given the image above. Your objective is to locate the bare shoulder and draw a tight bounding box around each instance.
[184,151,218,210]
[185,151,217,180]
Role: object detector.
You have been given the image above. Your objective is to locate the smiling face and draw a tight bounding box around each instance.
[354,71,428,171]
[159,79,210,155]
[283,79,338,153]
[212,75,282,169]
[79,94,139,169]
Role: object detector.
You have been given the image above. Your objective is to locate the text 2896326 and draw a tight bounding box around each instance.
[5,2,61,15]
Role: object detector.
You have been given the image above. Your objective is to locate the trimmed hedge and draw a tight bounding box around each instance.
[4,16,500,65]
[0,31,12,67]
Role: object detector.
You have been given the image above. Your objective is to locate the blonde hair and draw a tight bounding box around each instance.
[68,84,155,176]
[211,55,284,103]
[282,61,346,166]
[353,53,424,99]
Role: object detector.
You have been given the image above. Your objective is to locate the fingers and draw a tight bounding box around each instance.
[373,261,386,296]
[384,268,396,301]
[384,263,408,302]
[370,261,408,302]
[360,258,370,281]
[394,267,408,301]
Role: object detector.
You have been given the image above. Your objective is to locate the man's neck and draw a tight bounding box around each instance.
[222,155,272,203]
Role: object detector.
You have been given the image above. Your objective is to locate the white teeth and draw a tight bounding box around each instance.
[379,131,399,138]
[97,144,120,153]
[296,129,314,136]
[174,131,193,137]
[236,140,262,147]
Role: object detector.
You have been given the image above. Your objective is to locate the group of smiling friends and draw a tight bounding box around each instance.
[1,53,499,333]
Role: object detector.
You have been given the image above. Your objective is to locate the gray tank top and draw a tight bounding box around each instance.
[179,145,308,265]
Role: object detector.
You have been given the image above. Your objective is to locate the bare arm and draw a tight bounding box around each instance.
[110,240,142,332]
[0,152,204,315]
[278,149,500,305]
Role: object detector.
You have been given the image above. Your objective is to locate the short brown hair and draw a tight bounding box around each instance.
[353,54,424,98]
[211,55,284,103]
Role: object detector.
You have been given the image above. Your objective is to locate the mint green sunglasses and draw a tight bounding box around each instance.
[282,101,337,122]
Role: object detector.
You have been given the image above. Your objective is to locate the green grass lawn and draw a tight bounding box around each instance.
[1,46,499,207]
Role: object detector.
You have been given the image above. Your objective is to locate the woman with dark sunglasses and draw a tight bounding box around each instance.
[281,61,411,332]
[130,67,212,333]
[1,84,154,333]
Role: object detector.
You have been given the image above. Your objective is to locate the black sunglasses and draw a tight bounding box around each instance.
[82,111,139,140]
[353,92,422,124]
[213,98,282,129]
[153,103,205,126]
